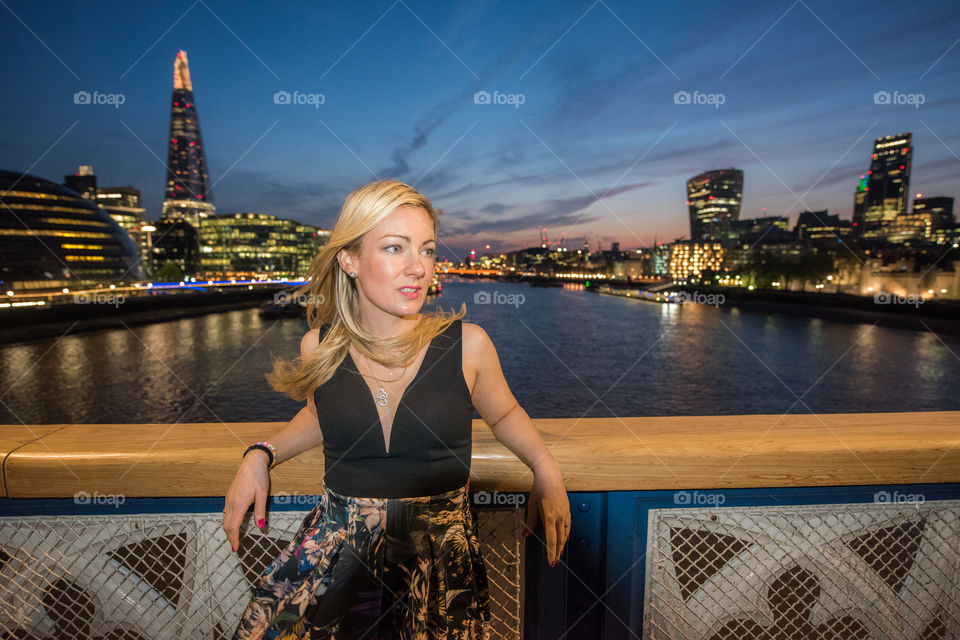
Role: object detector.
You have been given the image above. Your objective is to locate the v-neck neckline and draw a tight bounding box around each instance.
[343,331,442,455]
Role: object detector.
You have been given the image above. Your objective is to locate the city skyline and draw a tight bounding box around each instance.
[1,1,958,259]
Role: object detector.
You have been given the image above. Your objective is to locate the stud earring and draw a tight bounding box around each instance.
[349,271,357,278]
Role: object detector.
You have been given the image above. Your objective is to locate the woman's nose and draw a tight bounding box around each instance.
[406,252,425,276]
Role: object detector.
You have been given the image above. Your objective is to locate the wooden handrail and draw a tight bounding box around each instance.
[1,412,958,498]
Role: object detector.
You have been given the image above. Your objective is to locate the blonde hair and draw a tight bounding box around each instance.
[267,179,466,401]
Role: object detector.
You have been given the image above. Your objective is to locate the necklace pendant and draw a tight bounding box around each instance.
[375,384,389,407]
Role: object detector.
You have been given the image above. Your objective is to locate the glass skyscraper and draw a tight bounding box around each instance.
[686,168,744,245]
[852,132,912,237]
[161,50,215,227]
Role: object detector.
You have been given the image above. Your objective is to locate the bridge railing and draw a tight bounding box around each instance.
[1,412,958,639]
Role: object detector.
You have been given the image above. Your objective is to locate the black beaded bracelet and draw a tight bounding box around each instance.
[244,443,275,468]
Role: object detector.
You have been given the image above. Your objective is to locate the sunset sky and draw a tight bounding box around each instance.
[1,0,958,260]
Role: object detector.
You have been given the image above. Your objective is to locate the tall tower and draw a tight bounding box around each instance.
[852,132,912,237]
[686,168,743,245]
[161,50,215,227]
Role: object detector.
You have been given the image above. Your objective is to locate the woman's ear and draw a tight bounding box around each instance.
[336,248,355,276]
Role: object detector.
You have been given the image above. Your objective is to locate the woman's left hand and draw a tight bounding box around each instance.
[523,456,571,567]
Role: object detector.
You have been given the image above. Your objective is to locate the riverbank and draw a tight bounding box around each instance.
[0,287,286,345]
[669,283,960,335]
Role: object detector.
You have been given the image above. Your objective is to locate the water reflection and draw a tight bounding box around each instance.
[1,280,958,425]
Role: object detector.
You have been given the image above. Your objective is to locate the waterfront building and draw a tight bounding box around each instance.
[197,212,328,279]
[0,170,147,292]
[668,241,725,280]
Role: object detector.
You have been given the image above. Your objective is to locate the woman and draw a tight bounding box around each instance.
[223,179,571,639]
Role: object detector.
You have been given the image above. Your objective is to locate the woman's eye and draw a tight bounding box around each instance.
[423,248,435,257]
[385,245,400,253]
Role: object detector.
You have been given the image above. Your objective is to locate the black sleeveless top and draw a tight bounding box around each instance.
[314,319,474,498]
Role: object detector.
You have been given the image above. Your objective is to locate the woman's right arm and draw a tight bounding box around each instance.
[221,328,325,551]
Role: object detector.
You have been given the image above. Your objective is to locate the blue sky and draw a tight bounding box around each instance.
[1,0,958,260]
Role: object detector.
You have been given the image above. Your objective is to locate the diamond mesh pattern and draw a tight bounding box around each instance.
[643,500,960,640]
[0,506,523,639]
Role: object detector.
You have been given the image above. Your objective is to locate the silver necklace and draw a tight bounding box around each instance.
[354,351,408,407]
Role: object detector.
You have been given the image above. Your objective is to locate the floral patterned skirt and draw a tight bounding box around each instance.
[231,480,492,640]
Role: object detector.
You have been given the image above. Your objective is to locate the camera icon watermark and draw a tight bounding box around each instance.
[73,90,126,109]
[74,490,126,508]
[273,90,325,108]
[473,90,526,109]
[275,291,325,305]
[873,90,925,108]
[674,290,725,307]
[873,291,924,307]
[673,90,725,108]
[473,290,525,308]
[874,490,924,505]
[673,490,726,506]
[274,491,322,506]
[73,292,125,308]
[472,490,527,507]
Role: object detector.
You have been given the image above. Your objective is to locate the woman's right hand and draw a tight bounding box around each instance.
[222,450,271,552]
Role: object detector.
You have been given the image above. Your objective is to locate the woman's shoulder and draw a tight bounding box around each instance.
[300,326,323,357]
[460,320,493,362]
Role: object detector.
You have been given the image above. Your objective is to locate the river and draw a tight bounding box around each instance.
[1,279,958,425]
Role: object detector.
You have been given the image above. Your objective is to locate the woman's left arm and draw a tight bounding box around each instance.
[464,322,571,567]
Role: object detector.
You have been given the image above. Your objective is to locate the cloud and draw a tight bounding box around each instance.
[446,180,655,236]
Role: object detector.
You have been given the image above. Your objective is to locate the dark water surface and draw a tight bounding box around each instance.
[2,279,958,425]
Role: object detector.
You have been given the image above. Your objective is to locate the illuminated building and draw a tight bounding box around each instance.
[686,168,743,245]
[197,213,329,279]
[0,170,147,291]
[152,219,200,277]
[795,211,853,245]
[883,213,933,243]
[96,187,147,231]
[912,196,954,230]
[668,241,725,280]
[730,216,791,245]
[63,165,97,200]
[161,50,215,227]
[853,132,912,237]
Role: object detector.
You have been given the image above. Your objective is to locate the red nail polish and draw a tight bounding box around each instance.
[231,545,235,552]
[257,518,264,528]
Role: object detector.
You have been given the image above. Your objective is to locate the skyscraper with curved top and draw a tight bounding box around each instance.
[161,50,215,227]
[686,168,743,245]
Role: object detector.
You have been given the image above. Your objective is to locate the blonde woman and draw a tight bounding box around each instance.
[224,179,571,639]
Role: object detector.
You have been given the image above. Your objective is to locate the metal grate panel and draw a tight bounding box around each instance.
[643,499,960,640]
[0,505,523,639]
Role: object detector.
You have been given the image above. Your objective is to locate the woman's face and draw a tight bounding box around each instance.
[339,204,437,322]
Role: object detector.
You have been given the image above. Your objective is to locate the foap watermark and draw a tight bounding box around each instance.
[874,490,925,505]
[73,90,126,109]
[473,290,525,308]
[73,292,125,308]
[675,290,725,307]
[274,90,325,108]
[74,490,125,508]
[473,90,526,109]
[873,90,925,109]
[673,90,725,108]
[275,290,325,305]
[873,291,924,307]
[274,491,323,506]
[472,490,527,507]
[673,490,726,506]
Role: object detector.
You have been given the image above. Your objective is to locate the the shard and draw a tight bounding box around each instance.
[161,50,215,227]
